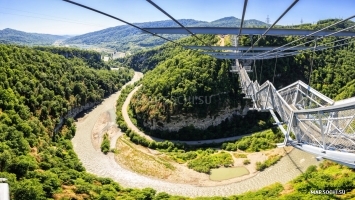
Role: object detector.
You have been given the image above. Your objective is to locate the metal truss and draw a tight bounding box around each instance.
[237,65,355,168]
[142,27,355,37]
[185,46,327,51]
[64,0,355,167]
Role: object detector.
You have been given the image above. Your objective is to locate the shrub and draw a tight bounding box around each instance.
[243,159,251,165]
[100,133,110,154]
[256,155,282,171]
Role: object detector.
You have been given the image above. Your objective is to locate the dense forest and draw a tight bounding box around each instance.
[117,19,355,139]
[124,35,248,137]
[34,46,109,70]
[1,18,355,199]
[0,44,135,199]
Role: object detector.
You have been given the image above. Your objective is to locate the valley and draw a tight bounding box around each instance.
[1,5,355,198]
[73,71,320,197]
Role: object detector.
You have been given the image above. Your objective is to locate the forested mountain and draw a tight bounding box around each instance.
[206,16,268,27]
[63,19,201,53]
[34,46,109,70]
[120,19,355,138]
[63,17,268,53]
[0,28,69,46]
[125,35,245,138]
[1,18,355,199]
[0,44,134,199]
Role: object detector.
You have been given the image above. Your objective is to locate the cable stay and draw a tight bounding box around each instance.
[309,38,317,86]
[146,0,214,51]
[62,0,355,167]
[272,55,278,84]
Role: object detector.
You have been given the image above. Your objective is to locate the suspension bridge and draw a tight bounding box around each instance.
[62,0,355,168]
[237,61,355,168]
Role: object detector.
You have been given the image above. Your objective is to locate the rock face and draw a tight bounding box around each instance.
[143,106,249,131]
[54,101,100,133]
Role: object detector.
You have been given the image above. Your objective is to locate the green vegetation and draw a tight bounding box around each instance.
[122,20,355,141]
[115,84,138,132]
[238,19,355,100]
[125,128,185,151]
[0,28,68,46]
[120,34,274,140]
[135,109,273,141]
[243,159,250,165]
[256,155,282,171]
[2,18,355,199]
[187,151,233,173]
[100,133,110,154]
[124,128,232,174]
[0,44,136,199]
[34,46,109,70]
[234,153,247,158]
[222,127,284,152]
[130,35,238,122]
[64,17,267,53]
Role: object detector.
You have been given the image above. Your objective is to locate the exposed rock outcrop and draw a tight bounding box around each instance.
[143,106,249,131]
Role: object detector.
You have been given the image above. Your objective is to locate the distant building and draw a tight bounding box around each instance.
[103,56,110,62]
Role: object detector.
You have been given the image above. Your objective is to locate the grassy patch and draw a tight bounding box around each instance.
[114,137,175,179]
[222,127,284,152]
[256,155,282,171]
[187,151,233,173]
[233,153,247,158]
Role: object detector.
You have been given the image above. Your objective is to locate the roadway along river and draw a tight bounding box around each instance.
[72,71,320,197]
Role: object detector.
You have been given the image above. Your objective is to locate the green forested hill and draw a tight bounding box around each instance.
[0,28,68,46]
[1,18,355,199]
[63,19,202,53]
[0,44,134,199]
[119,19,355,140]
[64,17,268,53]
[206,16,268,27]
[128,35,242,123]
[34,46,109,70]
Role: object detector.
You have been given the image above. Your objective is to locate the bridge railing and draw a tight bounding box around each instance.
[291,102,355,152]
[237,65,355,166]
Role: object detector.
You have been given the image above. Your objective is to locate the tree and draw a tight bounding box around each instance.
[101,133,110,154]
[13,179,46,200]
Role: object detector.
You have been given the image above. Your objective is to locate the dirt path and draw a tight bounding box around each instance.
[73,71,320,197]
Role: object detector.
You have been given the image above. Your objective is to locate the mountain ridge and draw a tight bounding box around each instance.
[0,17,268,52]
[63,17,268,52]
[0,28,70,46]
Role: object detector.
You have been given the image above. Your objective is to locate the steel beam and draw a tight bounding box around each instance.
[202,51,299,56]
[185,46,327,51]
[212,55,277,60]
[211,52,299,59]
[142,27,355,37]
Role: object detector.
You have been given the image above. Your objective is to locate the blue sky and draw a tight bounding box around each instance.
[0,0,354,35]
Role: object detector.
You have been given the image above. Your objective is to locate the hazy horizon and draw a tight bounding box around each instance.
[1,0,354,35]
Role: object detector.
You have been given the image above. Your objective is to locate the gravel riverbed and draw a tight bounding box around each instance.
[72,72,320,197]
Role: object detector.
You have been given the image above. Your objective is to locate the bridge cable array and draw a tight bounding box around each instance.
[146,0,215,51]
[251,16,355,59]
[240,0,299,59]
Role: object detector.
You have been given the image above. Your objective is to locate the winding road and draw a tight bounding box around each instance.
[72,71,320,197]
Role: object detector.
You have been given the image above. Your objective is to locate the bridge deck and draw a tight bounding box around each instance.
[238,65,355,167]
